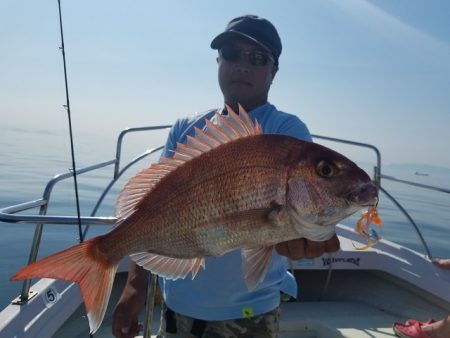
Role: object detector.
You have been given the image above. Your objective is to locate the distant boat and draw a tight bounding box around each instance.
[415,171,429,176]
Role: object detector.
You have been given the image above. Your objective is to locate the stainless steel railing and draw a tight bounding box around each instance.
[379,174,450,260]
[1,126,448,335]
[312,134,450,260]
[0,125,171,303]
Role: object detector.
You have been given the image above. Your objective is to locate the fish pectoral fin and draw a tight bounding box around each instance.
[130,252,205,280]
[242,246,274,290]
[267,202,290,227]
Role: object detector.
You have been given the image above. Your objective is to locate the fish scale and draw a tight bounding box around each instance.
[12,106,378,334]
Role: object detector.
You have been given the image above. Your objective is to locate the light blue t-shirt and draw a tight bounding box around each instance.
[159,102,312,320]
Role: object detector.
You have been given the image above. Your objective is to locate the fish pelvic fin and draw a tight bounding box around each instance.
[115,105,262,222]
[242,246,274,290]
[131,252,205,280]
[11,236,117,334]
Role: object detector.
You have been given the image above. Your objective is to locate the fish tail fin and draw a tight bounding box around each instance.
[11,236,117,334]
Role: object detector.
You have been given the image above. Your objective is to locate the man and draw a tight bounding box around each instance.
[113,15,340,338]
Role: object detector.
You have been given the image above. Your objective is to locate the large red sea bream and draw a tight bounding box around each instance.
[12,106,378,333]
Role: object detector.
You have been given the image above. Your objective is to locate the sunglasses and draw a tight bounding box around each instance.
[219,45,275,67]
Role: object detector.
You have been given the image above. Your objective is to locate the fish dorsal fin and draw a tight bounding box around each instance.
[114,159,182,221]
[242,246,274,290]
[115,105,262,221]
[130,252,205,280]
[173,104,262,161]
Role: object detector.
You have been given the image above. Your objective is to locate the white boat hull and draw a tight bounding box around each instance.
[1,224,449,338]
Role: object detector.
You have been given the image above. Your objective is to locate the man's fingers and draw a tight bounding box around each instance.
[112,309,140,338]
[276,234,341,260]
[303,240,325,258]
[275,238,306,260]
[274,242,289,257]
[112,315,128,338]
[324,234,340,253]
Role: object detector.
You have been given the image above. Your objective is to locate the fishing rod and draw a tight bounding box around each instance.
[56,5,156,337]
[57,0,84,244]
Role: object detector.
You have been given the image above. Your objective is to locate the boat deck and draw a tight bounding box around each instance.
[55,301,399,338]
[52,273,402,338]
[54,301,399,338]
[280,301,397,338]
[4,234,448,338]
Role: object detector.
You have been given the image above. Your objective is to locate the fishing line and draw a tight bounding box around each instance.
[57,0,84,245]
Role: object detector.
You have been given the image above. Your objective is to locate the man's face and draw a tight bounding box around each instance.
[217,38,278,111]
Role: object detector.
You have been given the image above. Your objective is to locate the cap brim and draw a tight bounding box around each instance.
[210,31,272,53]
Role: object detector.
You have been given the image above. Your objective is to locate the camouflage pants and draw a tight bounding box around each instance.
[156,303,280,338]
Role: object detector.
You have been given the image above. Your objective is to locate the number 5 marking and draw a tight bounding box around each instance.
[43,287,58,307]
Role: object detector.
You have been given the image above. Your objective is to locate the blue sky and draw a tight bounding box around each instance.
[1,0,450,168]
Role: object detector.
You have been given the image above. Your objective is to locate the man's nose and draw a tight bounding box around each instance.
[234,61,251,73]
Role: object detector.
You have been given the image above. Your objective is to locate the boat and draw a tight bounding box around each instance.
[0,126,449,338]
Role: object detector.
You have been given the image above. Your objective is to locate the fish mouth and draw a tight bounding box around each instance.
[345,181,378,207]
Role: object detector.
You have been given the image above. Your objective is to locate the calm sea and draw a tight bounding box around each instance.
[1,126,450,309]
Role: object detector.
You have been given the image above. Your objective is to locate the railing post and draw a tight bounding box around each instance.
[19,201,49,302]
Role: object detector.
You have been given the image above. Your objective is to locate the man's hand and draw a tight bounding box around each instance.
[275,234,340,260]
[112,263,148,338]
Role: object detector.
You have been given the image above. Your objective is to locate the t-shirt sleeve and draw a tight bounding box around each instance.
[277,115,313,142]
[160,118,185,158]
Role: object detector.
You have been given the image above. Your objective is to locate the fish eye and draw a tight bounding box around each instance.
[316,160,337,178]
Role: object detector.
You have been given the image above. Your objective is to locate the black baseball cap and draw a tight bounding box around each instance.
[211,15,282,65]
